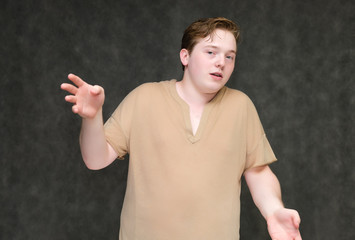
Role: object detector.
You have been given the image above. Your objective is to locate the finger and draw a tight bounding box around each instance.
[68,73,85,87]
[61,83,78,95]
[65,95,77,104]
[72,105,79,114]
[292,212,301,228]
[90,85,102,95]
[294,219,300,228]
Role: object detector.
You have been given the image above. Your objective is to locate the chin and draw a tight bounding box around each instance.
[210,80,227,89]
[203,84,224,94]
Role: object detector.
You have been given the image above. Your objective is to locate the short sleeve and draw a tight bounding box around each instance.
[244,98,277,170]
[104,87,139,159]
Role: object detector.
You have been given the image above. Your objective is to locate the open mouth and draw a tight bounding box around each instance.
[210,72,223,78]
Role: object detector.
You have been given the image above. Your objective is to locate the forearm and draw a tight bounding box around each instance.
[244,166,284,219]
[79,108,113,170]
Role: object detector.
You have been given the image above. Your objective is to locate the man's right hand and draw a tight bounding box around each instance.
[61,73,105,119]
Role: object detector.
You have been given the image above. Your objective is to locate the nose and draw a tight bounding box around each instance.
[215,55,225,69]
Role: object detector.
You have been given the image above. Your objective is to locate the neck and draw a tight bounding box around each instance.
[176,79,217,108]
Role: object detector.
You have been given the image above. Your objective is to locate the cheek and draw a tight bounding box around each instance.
[229,62,235,71]
[224,64,234,75]
[191,58,208,71]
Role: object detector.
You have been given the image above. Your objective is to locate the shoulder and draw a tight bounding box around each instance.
[132,79,175,94]
[123,79,175,106]
[219,87,261,118]
[224,87,254,106]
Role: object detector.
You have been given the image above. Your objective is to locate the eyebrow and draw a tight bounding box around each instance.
[204,45,237,54]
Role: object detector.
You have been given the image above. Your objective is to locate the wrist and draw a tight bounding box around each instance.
[264,202,285,220]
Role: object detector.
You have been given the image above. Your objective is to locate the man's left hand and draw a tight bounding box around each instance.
[267,208,302,240]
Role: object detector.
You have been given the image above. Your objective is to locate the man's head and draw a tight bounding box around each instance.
[179,18,239,95]
[181,17,240,71]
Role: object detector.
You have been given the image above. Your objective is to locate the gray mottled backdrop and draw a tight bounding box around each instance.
[1,0,354,239]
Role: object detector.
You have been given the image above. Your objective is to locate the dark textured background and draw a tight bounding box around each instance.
[1,0,354,239]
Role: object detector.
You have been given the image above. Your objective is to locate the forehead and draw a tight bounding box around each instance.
[198,29,237,51]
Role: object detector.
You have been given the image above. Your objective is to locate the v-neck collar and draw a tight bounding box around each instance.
[168,80,226,144]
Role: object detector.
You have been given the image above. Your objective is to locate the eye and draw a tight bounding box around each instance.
[226,55,234,60]
[207,51,214,55]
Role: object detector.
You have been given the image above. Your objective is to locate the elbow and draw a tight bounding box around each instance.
[82,156,106,170]
[85,163,104,170]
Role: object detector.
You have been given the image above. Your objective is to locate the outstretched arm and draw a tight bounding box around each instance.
[61,73,118,169]
[244,165,302,240]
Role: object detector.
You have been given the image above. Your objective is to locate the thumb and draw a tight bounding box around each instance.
[293,214,301,228]
[90,85,103,95]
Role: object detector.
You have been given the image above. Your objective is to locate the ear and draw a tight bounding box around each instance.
[180,49,189,68]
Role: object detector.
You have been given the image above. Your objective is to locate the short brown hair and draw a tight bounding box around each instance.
[180,17,241,70]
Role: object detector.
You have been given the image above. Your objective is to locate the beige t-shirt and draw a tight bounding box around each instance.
[104,80,277,240]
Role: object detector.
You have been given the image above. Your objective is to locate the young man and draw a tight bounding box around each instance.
[61,17,301,240]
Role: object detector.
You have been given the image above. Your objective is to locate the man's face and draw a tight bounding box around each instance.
[181,29,237,94]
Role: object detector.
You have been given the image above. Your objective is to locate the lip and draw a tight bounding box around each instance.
[210,72,223,80]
